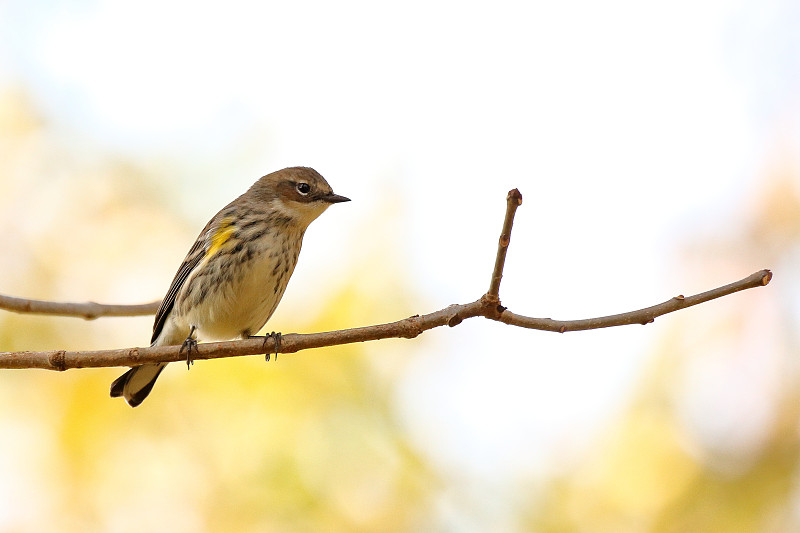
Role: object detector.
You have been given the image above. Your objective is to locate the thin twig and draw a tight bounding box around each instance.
[0,294,161,320]
[497,269,773,332]
[0,188,773,370]
[487,188,522,299]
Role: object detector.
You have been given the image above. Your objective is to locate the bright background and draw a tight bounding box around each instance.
[0,1,798,531]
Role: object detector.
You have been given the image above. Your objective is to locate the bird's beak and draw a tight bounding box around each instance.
[322,193,351,203]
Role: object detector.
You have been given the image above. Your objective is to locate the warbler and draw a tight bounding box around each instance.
[110,166,349,407]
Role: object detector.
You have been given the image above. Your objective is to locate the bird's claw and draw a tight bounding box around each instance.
[263,331,281,362]
[179,327,198,369]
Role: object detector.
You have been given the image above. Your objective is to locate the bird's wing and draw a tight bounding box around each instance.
[150,220,214,345]
[150,203,240,346]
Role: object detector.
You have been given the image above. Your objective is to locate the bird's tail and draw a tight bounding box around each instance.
[110,363,167,407]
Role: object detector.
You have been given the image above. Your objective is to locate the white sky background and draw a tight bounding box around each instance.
[1,0,799,524]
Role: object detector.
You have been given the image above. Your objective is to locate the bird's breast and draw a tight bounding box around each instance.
[180,231,303,340]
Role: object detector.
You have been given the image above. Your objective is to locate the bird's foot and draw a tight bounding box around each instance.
[179,326,198,369]
[262,331,281,362]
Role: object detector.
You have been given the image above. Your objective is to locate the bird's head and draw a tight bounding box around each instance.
[250,167,350,228]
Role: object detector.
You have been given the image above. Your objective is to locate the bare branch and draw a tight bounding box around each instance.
[0,270,771,370]
[487,188,522,299]
[0,294,160,320]
[497,269,773,332]
[0,302,485,370]
[0,188,773,370]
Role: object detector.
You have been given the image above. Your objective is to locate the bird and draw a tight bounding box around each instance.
[110,166,349,407]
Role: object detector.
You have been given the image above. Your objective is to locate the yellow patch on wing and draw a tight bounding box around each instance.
[206,217,236,258]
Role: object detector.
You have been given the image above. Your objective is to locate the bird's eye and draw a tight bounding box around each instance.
[296,183,311,195]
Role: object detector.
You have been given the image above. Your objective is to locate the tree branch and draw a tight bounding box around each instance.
[0,294,160,319]
[0,189,773,370]
[498,269,772,332]
[487,188,522,299]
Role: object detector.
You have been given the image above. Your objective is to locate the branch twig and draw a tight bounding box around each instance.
[498,269,772,332]
[0,188,773,370]
[0,294,160,320]
[487,188,522,299]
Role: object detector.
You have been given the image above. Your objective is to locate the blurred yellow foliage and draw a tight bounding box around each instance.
[1,88,799,533]
[0,90,438,532]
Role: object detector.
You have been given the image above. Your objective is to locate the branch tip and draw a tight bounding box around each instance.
[487,188,523,298]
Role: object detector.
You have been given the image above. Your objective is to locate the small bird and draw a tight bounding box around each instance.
[110,167,349,407]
